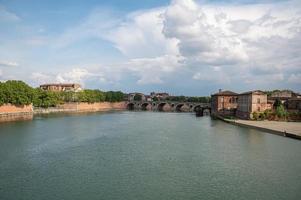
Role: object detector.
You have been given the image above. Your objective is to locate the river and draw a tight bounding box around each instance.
[0,111,300,200]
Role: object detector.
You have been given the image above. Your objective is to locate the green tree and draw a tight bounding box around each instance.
[276,104,288,118]
[0,80,34,105]
[133,94,142,101]
[152,96,158,101]
[32,89,60,108]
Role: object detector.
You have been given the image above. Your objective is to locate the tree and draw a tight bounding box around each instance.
[273,98,282,108]
[276,104,288,118]
[133,94,142,101]
[0,80,34,105]
[152,96,158,101]
[32,89,60,108]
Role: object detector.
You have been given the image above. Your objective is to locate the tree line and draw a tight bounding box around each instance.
[0,80,125,108]
[133,94,211,103]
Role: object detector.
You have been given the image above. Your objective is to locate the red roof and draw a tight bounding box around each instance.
[212,90,238,96]
[40,83,81,87]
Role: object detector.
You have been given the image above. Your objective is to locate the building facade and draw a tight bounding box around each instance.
[211,90,238,116]
[40,83,82,92]
[236,90,267,119]
[150,92,169,100]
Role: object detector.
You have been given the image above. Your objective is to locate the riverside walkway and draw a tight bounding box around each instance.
[226,119,301,139]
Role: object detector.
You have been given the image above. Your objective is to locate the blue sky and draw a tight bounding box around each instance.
[0,0,300,96]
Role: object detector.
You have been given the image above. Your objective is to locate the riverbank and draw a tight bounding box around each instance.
[218,116,301,140]
[0,102,127,122]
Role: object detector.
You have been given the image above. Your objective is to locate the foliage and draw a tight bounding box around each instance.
[105,91,124,102]
[133,94,142,101]
[152,96,158,101]
[252,112,258,120]
[273,98,282,108]
[186,96,211,103]
[0,80,34,106]
[77,89,105,103]
[0,80,125,107]
[276,104,288,118]
[259,112,265,120]
[32,88,61,108]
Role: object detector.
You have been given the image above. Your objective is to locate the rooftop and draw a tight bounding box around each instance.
[212,90,238,96]
[40,83,81,87]
[239,90,265,95]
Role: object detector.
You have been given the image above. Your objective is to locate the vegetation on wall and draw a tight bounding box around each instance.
[0,80,125,107]
[165,96,211,103]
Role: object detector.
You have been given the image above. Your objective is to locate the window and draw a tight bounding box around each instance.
[257,107,260,112]
[257,98,260,103]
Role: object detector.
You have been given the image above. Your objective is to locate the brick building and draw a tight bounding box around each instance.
[211,90,238,116]
[40,83,82,92]
[150,92,169,100]
[236,90,267,119]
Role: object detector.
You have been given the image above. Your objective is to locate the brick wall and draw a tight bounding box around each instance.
[0,104,33,114]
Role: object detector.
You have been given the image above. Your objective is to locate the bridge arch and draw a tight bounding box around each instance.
[157,102,171,112]
[127,102,135,110]
[175,104,183,112]
[193,105,211,116]
[141,102,151,110]
[203,107,211,115]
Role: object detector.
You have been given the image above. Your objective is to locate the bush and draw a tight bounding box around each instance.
[252,112,258,120]
[276,104,288,119]
[259,112,265,120]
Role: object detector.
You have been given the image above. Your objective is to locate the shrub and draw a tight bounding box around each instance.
[276,104,288,119]
[259,112,265,120]
[252,112,258,120]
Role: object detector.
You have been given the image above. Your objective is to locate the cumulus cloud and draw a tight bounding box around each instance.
[126,55,184,84]
[49,0,301,91]
[31,68,106,87]
[0,0,295,94]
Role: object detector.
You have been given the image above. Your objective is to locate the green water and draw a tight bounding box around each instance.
[0,112,300,200]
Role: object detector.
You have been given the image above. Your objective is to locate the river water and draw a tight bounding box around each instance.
[0,111,300,200]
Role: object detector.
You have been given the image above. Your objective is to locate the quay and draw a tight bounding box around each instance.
[219,116,301,140]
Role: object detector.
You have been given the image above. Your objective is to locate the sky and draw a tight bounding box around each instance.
[0,0,300,96]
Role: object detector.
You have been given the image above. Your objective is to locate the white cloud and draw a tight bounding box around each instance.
[105,8,179,58]
[0,60,18,67]
[49,0,301,89]
[5,0,296,93]
[31,72,53,85]
[126,55,184,84]
[31,68,106,87]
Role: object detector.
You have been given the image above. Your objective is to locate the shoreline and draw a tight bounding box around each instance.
[0,102,127,123]
[216,115,301,140]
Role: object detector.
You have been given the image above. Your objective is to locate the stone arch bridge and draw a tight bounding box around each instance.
[126,101,211,116]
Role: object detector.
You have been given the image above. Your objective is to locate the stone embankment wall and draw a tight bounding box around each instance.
[0,104,33,114]
[0,102,127,122]
[34,102,127,114]
[0,104,34,122]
